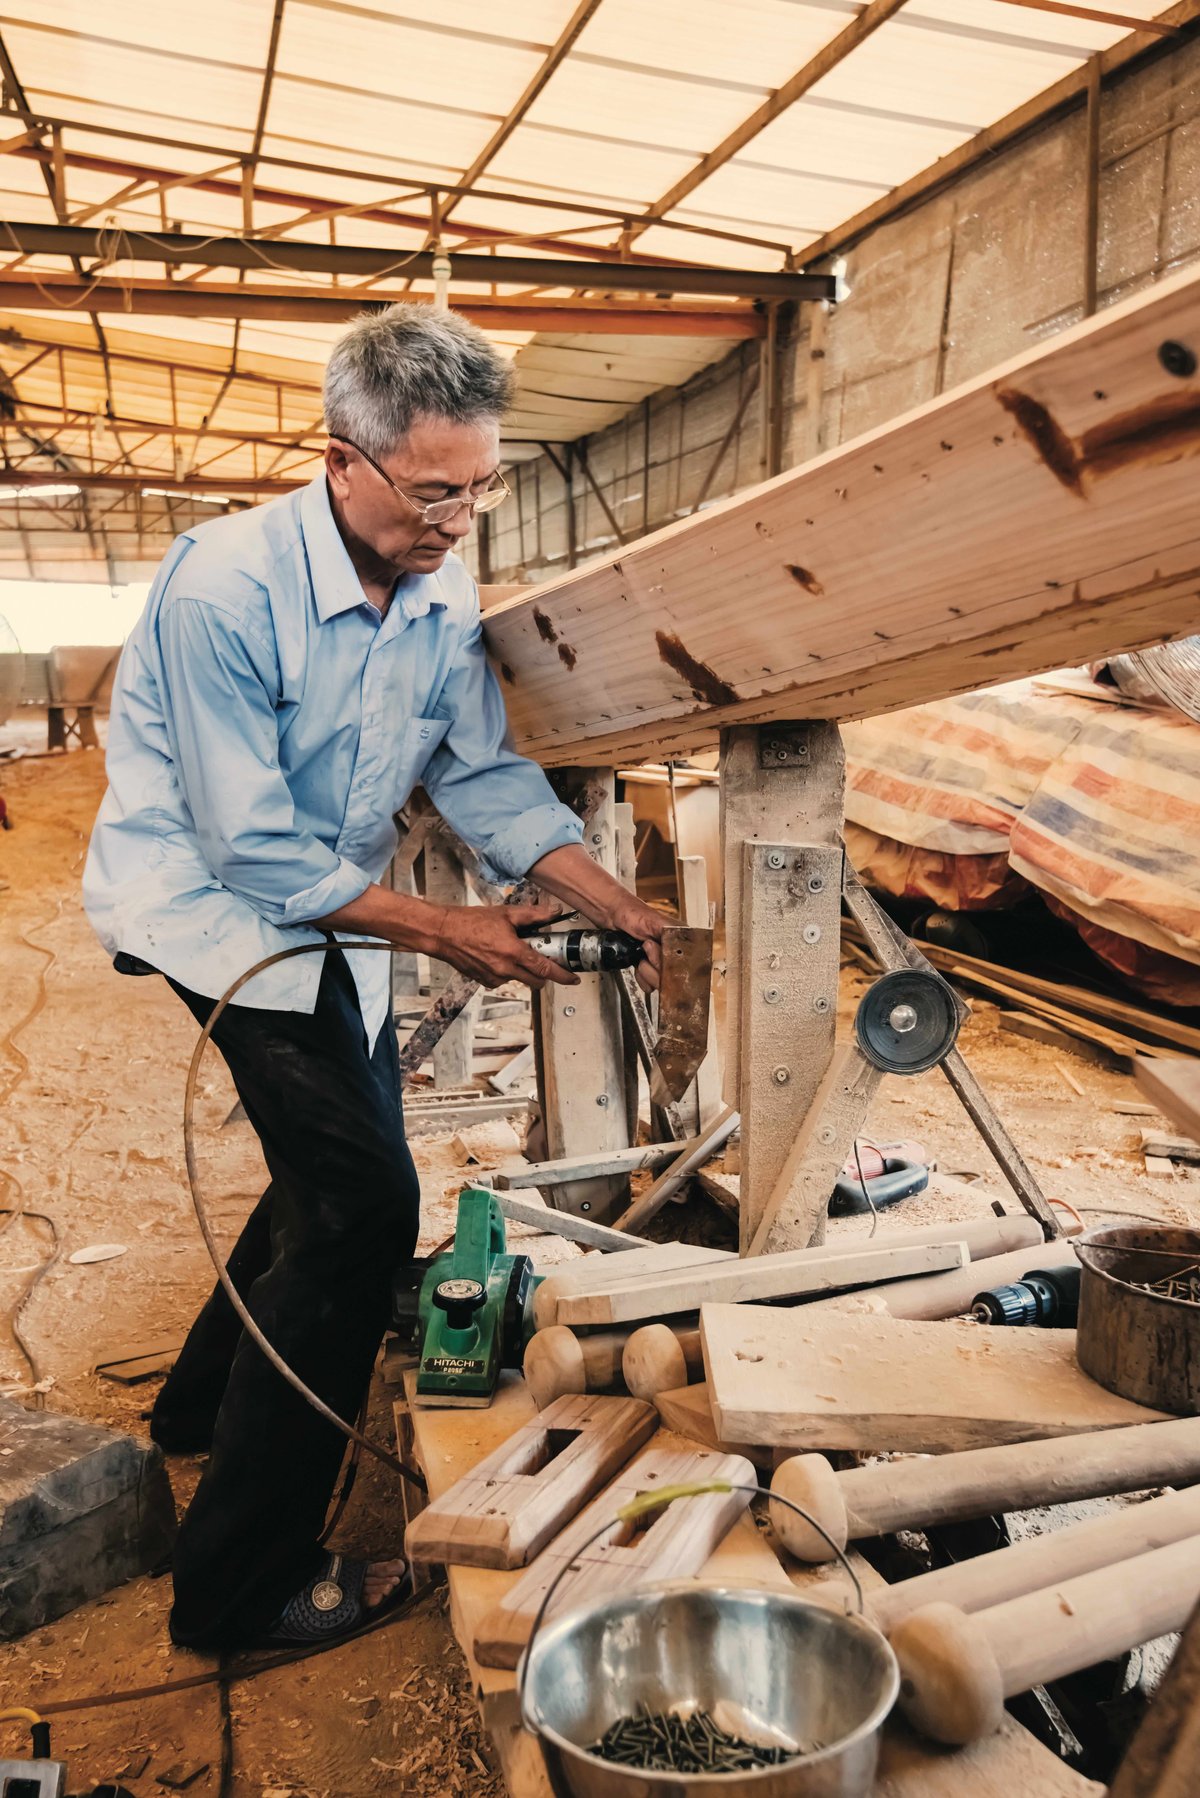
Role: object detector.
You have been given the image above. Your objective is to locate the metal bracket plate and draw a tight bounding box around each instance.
[758,728,810,769]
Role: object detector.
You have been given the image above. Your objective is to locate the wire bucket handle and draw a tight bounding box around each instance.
[517,1479,865,1739]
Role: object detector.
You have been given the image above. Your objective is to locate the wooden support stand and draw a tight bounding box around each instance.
[720,722,844,1252]
[536,769,631,1219]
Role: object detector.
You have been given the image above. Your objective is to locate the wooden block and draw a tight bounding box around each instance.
[1139,1129,1200,1164]
[532,1242,731,1329]
[1136,1058,1200,1140]
[1144,1154,1176,1178]
[701,1306,1170,1455]
[653,1382,774,1467]
[404,1392,657,1570]
[473,1444,755,1668]
[555,1238,968,1327]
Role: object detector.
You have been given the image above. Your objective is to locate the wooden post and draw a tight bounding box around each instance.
[720,723,844,1252]
[537,771,630,1218]
[1084,57,1101,319]
[424,835,481,1089]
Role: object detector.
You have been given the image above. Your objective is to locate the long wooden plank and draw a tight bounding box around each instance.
[483,264,1200,767]
[702,1305,1170,1454]
[555,1238,967,1326]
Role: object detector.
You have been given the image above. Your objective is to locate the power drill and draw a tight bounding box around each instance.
[970,1262,1081,1327]
[516,925,643,972]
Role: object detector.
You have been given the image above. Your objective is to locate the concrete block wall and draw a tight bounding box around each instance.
[478,33,1200,587]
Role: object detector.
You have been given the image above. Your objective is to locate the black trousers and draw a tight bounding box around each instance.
[153,948,420,1648]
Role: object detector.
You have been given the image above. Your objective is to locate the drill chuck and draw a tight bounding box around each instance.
[521,928,643,972]
[971,1262,1081,1327]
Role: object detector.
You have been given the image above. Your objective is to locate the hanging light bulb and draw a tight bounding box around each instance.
[431,241,452,310]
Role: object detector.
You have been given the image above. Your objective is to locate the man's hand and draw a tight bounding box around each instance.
[429,901,579,991]
[529,843,666,993]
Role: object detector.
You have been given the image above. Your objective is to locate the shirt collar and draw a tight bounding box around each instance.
[300,474,450,625]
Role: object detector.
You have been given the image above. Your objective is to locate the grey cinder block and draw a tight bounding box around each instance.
[0,1397,176,1639]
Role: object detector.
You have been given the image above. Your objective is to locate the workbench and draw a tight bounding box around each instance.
[398,1372,1104,1798]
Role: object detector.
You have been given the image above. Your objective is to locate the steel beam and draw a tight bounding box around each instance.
[0,222,834,301]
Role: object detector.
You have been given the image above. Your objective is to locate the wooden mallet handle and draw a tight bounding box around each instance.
[770,1416,1200,1561]
[892,1535,1200,1744]
[872,1484,1200,1631]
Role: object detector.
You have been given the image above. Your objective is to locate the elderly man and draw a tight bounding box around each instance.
[84,304,662,1651]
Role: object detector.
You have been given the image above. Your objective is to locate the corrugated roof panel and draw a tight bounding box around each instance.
[256,132,458,185]
[809,22,1084,119]
[631,225,785,269]
[303,0,576,41]
[488,126,696,209]
[674,164,891,238]
[749,100,976,189]
[14,0,279,66]
[572,0,849,89]
[907,0,1123,52]
[276,5,548,120]
[7,27,265,138]
[266,77,490,172]
[524,60,752,154]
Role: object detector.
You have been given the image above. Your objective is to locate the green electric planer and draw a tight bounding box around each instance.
[391,1184,542,1407]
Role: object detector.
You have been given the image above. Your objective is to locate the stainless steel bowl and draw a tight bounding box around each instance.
[519,1581,899,1797]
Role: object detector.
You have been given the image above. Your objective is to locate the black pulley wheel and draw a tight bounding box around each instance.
[854,968,959,1074]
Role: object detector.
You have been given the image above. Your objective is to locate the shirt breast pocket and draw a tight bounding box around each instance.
[394,713,450,800]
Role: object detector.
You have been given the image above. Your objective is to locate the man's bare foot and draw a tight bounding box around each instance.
[364,1558,407,1610]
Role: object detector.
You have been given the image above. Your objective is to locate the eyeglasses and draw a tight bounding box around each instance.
[333,436,510,526]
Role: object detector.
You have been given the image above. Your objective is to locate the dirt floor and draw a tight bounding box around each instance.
[1,744,1197,1795]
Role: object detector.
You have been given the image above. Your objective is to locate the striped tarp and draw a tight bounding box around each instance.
[843,677,1200,968]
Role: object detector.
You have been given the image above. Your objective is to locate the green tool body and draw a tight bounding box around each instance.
[392,1185,541,1408]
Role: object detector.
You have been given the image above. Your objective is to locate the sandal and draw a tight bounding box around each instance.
[257,1552,412,1648]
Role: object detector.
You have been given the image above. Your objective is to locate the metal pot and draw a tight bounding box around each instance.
[1076,1223,1200,1415]
[519,1581,899,1798]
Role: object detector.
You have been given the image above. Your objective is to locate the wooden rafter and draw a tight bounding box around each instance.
[441,0,605,226]
[994,0,1179,31]
[0,275,767,335]
[626,0,909,244]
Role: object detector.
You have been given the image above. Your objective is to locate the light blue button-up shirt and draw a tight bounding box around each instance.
[84,474,582,1046]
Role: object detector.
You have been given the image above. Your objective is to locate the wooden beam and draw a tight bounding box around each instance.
[0,276,766,336]
[994,0,1180,33]
[482,262,1200,767]
[442,0,605,223]
[799,0,1200,267]
[629,0,909,237]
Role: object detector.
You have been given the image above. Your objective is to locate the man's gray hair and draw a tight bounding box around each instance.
[323,303,515,461]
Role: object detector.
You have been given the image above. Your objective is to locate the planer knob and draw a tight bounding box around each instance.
[432,1276,487,1332]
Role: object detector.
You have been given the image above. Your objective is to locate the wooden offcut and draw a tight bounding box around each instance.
[483,265,1200,768]
[702,1306,1170,1453]
[404,1392,656,1569]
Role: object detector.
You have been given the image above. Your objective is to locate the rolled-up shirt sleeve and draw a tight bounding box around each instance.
[158,595,371,924]
[421,611,583,882]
